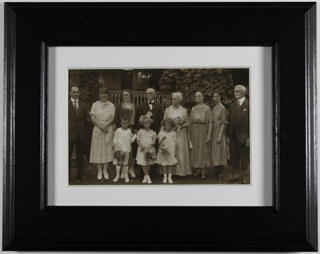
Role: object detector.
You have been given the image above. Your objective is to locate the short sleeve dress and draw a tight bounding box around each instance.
[89,100,115,164]
[157,130,178,166]
[136,129,157,166]
[211,102,229,166]
[113,127,133,166]
[163,105,192,176]
[189,103,212,168]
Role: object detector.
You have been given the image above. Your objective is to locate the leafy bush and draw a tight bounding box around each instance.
[159,68,234,109]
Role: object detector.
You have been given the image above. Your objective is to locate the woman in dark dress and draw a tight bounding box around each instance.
[114,89,137,178]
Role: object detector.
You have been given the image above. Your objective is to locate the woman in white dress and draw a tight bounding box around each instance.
[163,92,192,176]
[89,87,115,181]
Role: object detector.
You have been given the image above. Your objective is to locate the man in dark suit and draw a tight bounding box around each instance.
[135,88,164,133]
[228,84,250,172]
[69,86,88,182]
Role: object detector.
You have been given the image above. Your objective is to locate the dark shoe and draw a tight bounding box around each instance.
[201,169,206,180]
[193,169,200,176]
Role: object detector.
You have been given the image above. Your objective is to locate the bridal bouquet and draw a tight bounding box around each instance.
[173,116,184,132]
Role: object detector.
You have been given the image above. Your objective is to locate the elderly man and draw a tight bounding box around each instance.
[69,86,88,182]
[135,88,163,133]
[228,84,250,173]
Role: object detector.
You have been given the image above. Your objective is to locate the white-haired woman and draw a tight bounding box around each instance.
[189,91,212,179]
[163,92,192,176]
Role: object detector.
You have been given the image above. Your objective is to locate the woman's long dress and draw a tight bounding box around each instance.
[163,105,192,176]
[211,103,229,166]
[189,104,211,168]
[89,100,115,164]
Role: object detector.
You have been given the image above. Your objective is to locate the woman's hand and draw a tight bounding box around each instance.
[216,136,222,144]
[100,125,109,133]
[205,136,211,143]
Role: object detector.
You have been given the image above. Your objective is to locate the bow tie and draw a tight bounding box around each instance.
[148,100,154,104]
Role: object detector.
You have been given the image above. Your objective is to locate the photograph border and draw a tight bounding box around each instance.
[67,66,251,186]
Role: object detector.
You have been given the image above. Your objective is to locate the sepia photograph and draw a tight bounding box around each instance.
[69,68,250,185]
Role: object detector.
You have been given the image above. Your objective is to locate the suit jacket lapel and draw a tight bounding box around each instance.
[70,100,76,115]
[239,99,248,111]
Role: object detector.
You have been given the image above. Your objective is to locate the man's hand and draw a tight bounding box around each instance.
[205,136,211,143]
[216,136,222,144]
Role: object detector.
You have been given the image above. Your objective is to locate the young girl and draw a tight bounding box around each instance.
[136,115,157,184]
[157,118,177,184]
[113,117,136,183]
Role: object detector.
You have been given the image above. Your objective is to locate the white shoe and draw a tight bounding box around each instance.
[103,168,109,180]
[142,175,147,183]
[97,170,102,180]
[168,177,173,184]
[147,175,152,184]
[163,175,167,183]
[113,175,119,182]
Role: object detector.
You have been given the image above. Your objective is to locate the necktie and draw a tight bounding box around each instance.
[237,100,241,107]
[148,100,154,110]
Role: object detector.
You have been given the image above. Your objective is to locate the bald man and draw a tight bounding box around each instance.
[228,85,250,172]
[135,88,163,133]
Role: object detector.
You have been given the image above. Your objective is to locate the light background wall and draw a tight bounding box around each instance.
[0,0,318,253]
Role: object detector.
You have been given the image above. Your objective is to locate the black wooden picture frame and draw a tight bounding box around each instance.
[3,2,317,251]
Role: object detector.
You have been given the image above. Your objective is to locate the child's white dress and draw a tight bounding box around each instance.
[157,130,178,166]
[113,128,134,166]
[136,129,157,166]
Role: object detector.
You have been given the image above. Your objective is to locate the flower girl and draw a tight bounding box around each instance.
[113,117,137,183]
[157,118,177,184]
[136,115,157,184]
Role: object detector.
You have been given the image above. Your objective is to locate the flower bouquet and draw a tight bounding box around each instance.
[144,146,157,164]
[114,150,126,165]
[173,116,183,132]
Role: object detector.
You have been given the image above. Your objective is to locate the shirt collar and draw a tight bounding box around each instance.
[71,98,78,103]
[238,97,245,106]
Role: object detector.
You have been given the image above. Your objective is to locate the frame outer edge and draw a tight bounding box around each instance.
[2,4,16,250]
[40,42,48,211]
[272,42,280,211]
[305,3,318,251]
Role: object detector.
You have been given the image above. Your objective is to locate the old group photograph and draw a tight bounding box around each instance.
[69,68,250,185]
